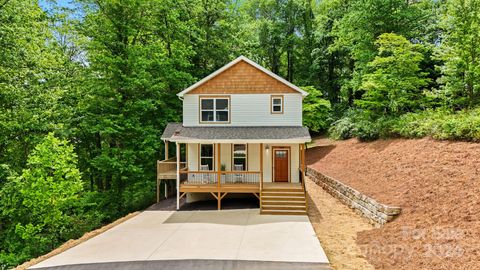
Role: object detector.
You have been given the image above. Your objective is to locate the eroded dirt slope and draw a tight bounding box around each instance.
[307,138,480,270]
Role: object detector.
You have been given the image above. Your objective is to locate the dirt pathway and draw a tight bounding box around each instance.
[306,177,374,270]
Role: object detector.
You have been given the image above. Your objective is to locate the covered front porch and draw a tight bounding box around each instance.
[157,142,307,211]
[158,124,310,213]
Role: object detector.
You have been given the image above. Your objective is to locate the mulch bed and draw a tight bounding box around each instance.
[307,137,480,270]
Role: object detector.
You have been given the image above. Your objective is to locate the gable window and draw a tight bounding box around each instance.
[232,144,247,171]
[200,97,230,123]
[271,95,284,114]
[200,144,214,170]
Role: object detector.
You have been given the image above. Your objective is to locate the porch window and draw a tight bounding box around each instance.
[271,95,283,114]
[200,97,230,123]
[200,144,214,170]
[232,144,247,171]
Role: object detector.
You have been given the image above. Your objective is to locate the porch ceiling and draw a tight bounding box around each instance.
[161,123,311,143]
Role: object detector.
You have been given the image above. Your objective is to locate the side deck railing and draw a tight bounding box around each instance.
[156,158,187,202]
[157,158,187,179]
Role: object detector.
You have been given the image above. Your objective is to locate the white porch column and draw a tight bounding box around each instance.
[164,140,169,160]
[176,142,180,210]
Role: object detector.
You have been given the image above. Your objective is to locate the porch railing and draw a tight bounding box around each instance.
[222,171,260,184]
[180,171,261,185]
[180,171,218,184]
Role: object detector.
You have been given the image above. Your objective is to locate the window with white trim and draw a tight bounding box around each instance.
[200,144,214,170]
[200,97,229,123]
[271,95,283,113]
[232,144,247,171]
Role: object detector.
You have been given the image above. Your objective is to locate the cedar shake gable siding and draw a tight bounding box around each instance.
[189,61,298,95]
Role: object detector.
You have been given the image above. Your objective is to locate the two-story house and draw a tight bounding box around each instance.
[158,56,311,215]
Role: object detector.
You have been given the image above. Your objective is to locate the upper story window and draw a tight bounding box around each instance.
[271,95,284,114]
[200,97,230,123]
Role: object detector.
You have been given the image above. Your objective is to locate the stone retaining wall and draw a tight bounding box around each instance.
[306,167,401,226]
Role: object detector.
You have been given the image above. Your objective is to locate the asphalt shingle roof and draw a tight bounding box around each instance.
[161,123,311,142]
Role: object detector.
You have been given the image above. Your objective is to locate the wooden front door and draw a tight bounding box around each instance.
[273,148,289,182]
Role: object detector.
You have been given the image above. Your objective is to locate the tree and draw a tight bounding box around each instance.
[0,0,70,172]
[437,0,480,108]
[243,0,315,82]
[311,0,352,106]
[190,0,249,78]
[357,33,430,116]
[72,0,197,216]
[302,86,332,132]
[331,0,432,100]
[0,134,83,265]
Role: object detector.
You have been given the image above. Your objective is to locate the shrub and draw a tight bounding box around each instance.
[329,107,480,142]
[392,108,480,141]
[329,110,357,140]
[354,119,380,141]
[329,109,382,141]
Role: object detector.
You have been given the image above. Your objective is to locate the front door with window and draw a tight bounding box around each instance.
[273,148,289,182]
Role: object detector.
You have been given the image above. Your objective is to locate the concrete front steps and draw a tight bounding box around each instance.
[260,185,307,215]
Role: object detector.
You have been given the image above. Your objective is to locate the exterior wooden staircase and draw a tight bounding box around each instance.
[260,184,307,215]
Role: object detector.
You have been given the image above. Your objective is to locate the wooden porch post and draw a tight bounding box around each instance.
[260,143,263,190]
[217,143,221,210]
[301,143,308,211]
[300,144,303,173]
[260,143,263,206]
[176,142,180,210]
[302,143,306,173]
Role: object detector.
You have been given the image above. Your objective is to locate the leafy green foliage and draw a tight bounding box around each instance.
[0,0,69,171]
[437,0,480,108]
[310,0,351,105]
[329,109,384,141]
[0,134,91,267]
[328,110,357,140]
[72,0,197,215]
[331,0,432,93]
[302,86,332,133]
[393,109,480,140]
[329,108,480,141]
[2,0,480,267]
[243,0,317,82]
[357,33,430,116]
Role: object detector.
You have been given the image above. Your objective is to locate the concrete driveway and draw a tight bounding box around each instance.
[31,209,330,270]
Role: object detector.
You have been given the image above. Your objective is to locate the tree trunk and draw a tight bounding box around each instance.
[287,49,293,81]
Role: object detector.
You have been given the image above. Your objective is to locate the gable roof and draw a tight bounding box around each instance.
[177,56,308,97]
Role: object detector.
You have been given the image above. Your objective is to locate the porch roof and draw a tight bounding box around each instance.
[161,123,311,143]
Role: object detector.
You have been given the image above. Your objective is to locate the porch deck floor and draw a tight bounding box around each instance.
[177,183,302,193]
